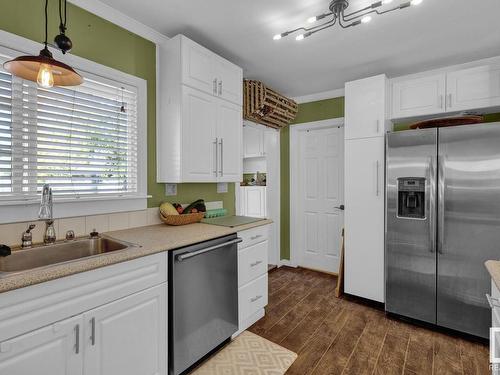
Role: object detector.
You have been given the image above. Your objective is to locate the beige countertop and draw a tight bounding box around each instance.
[0,219,272,294]
[486,260,500,291]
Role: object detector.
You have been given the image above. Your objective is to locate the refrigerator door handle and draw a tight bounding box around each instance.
[438,155,446,254]
[428,156,436,253]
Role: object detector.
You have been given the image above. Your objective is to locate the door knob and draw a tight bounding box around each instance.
[335,205,345,210]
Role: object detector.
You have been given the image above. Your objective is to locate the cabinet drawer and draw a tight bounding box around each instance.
[238,241,268,287]
[238,225,268,250]
[239,273,268,324]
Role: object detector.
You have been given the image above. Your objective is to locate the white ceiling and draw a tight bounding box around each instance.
[98,0,500,97]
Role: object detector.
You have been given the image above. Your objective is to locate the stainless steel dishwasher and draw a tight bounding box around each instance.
[169,234,241,375]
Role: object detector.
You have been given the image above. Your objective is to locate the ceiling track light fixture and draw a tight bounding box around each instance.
[273,0,423,41]
[3,0,83,88]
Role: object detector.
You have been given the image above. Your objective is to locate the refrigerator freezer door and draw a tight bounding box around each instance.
[386,129,437,324]
[437,123,500,338]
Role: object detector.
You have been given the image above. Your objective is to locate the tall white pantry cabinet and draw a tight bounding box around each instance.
[157,35,243,183]
[344,74,387,303]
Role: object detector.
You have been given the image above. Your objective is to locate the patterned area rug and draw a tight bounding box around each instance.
[190,331,297,375]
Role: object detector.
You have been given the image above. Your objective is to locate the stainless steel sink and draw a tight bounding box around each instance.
[0,237,137,276]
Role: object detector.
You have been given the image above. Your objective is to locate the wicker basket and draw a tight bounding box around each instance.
[160,212,205,226]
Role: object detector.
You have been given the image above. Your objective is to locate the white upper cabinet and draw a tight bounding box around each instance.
[447,64,500,112]
[391,74,446,119]
[243,122,265,158]
[345,74,387,140]
[157,35,243,183]
[181,87,218,182]
[389,61,500,120]
[214,57,243,105]
[217,100,243,182]
[179,35,242,105]
[181,37,217,95]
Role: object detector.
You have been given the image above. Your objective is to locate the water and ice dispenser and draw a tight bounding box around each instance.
[397,178,426,219]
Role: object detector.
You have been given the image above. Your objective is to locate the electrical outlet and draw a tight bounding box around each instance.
[165,183,177,196]
[217,183,228,193]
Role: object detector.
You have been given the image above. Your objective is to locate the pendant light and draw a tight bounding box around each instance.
[3,0,82,88]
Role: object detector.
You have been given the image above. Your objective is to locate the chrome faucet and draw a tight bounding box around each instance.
[21,224,36,248]
[38,184,56,245]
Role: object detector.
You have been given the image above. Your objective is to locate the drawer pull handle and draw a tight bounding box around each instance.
[486,293,500,308]
[250,235,262,241]
[75,324,80,354]
[251,295,263,303]
[90,317,96,346]
[250,260,263,267]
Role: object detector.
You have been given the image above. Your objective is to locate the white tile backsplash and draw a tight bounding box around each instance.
[129,210,148,228]
[108,212,130,231]
[58,217,86,240]
[85,215,110,234]
[147,208,162,225]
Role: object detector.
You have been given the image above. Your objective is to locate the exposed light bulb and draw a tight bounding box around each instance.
[37,64,54,88]
[296,34,305,41]
[411,0,422,5]
[361,16,372,23]
[307,16,317,23]
[273,34,282,40]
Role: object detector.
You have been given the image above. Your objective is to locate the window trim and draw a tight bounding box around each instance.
[0,29,148,224]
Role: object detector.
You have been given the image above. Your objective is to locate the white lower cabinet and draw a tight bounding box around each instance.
[83,284,167,375]
[234,225,269,337]
[0,253,168,375]
[0,315,83,375]
[344,137,385,303]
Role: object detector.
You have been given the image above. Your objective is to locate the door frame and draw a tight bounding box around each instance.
[289,118,345,269]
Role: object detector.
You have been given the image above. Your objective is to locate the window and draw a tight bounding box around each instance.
[0,55,140,201]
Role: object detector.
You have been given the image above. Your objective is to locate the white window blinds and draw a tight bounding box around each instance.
[0,59,139,201]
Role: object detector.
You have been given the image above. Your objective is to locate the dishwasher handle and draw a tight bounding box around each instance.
[176,238,242,261]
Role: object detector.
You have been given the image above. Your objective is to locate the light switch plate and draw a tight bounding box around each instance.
[217,182,228,193]
[165,183,177,196]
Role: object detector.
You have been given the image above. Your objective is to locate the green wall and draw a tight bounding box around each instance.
[280,97,345,260]
[0,0,235,213]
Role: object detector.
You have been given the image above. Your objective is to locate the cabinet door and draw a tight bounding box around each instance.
[182,86,217,182]
[181,37,216,95]
[447,64,500,112]
[84,284,167,375]
[243,123,264,158]
[214,57,243,105]
[391,74,446,119]
[345,75,386,139]
[217,100,242,182]
[245,187,266,218]
[0,315,83,375]
[344,137,385,302]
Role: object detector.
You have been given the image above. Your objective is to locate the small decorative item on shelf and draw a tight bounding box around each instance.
[409,114,484,129]
[159,200,207,226]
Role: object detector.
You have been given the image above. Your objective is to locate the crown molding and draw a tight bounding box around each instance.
[68,0,169,44]
[292,87,345,104]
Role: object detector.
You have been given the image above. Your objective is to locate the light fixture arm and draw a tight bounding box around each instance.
[273,0,421,41]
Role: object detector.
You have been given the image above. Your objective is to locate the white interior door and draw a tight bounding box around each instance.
[296,125,344,273]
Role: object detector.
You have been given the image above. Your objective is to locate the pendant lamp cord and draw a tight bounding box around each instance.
[44,0,49,48]
[58,0,67,33]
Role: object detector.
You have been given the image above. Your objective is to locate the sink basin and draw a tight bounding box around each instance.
[0,237,136,275]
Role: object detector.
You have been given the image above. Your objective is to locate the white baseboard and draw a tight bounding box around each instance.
[278,259,298,268]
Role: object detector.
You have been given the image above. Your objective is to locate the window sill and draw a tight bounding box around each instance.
[0,195,151,224]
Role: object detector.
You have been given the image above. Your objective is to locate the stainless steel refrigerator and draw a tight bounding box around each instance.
[386,122,500,338]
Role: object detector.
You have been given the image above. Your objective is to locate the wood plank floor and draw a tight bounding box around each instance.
[248,267,490,375]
